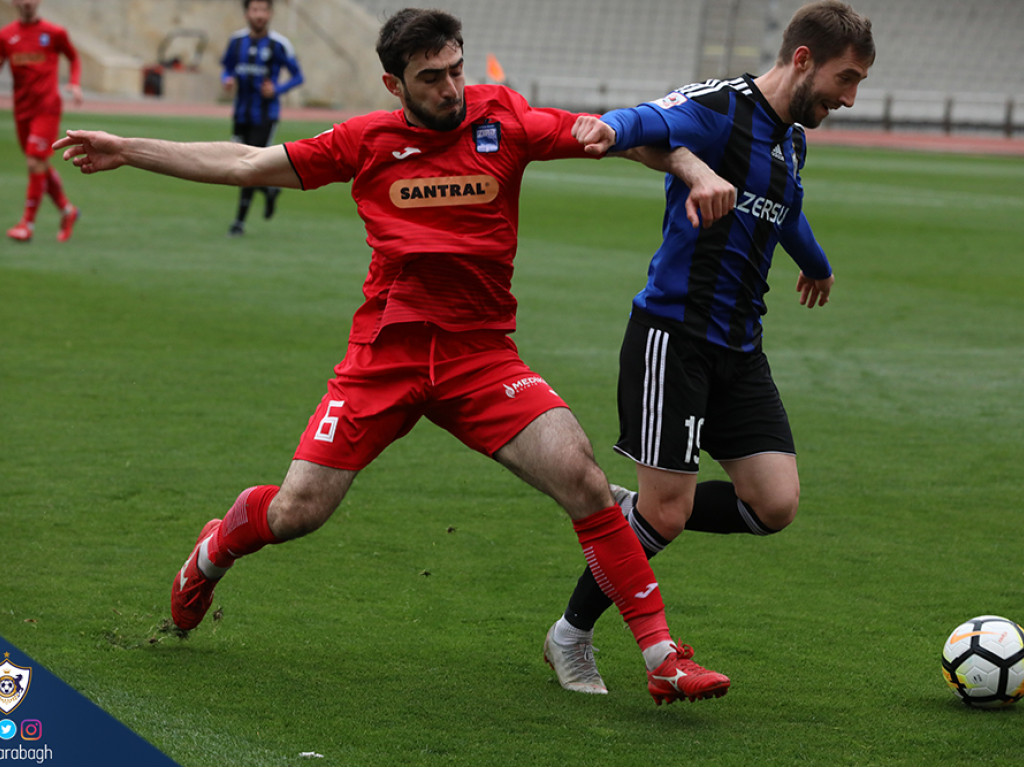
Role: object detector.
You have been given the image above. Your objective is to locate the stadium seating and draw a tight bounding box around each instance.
[354,0,704,109]
[352,0,1024,133]
[4,0,1021,133]
[774,0,1024,132]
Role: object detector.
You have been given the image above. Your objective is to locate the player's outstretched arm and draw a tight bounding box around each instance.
[54,130,301,189]
[54,130,129,173]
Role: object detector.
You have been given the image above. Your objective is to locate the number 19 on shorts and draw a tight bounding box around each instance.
[684,415,704,466]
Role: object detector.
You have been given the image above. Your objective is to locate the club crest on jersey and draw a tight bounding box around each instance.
[0,656,31,715]
[651,91,688,110]
[473,121,501,153]
[38,33,50,47]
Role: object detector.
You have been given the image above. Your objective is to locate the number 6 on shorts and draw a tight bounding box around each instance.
[314,400,346,442]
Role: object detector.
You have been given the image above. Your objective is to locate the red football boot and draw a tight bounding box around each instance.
[7,221,33,242]
[170,519,223,630]
[647,642,730,705]
[57,206,79,242]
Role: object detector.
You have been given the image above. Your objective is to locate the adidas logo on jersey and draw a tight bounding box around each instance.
[771,144,786,163]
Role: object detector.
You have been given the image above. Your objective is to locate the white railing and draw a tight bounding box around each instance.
[825,88,1024,136]
[525,81,1024,138]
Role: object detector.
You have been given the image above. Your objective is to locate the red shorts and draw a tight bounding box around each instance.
[16,113,61,159]
[293,323,569,471]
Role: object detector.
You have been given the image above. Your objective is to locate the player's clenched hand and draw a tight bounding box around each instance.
[571,116,616,156]
[54,129,127,174]
[796,271,835,308]
[684,168,736,229]
[664,148,736,229]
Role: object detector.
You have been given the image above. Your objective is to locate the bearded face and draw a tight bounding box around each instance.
[402,86,467,132]
[788,68,831,128]
[391,42,468,132]
[786,48,872,127]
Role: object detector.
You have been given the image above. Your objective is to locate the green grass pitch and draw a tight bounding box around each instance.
[2,111,1023,766]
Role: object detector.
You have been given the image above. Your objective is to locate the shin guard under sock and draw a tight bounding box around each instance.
[22,172,46,224]
[688,480,779,535]
[46,167,69,210]
[235,188,255,223]
[571,505,670,651]
[207,485,281,568]
[565,507,667,632]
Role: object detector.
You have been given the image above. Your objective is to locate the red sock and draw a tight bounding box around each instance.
[46,167,69,210]
[22,172,46,224]
[573,505,672,651]
[207,485,281,567]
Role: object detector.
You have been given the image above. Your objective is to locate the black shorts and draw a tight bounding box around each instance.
[231,120,278,148]
[614,310,795,473]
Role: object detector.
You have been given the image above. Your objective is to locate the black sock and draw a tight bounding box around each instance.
[562,482,779,629]
[563,508,668,631]
[687,480,779,535]
[235,187,255,223]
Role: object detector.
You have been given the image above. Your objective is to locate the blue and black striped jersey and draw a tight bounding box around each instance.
[604,75,831,352]
[221,29,304,125]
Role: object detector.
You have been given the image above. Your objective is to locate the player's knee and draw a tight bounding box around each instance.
[549,453,621,520]
[545,437,615,517]
[642,499,693,541]
[267,494,333,540]
[753,494,798,533]
[572,462,618,516]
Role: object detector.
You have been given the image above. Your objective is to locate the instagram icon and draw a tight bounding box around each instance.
[20,719,41,741]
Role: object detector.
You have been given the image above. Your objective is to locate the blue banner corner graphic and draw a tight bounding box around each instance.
[0,635,177,767]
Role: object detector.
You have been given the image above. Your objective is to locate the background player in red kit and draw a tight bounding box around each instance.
[55,8,730,705]
[0,0,81,242]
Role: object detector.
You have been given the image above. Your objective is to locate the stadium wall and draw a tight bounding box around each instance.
[2,0,1023,137]
[347,0,1024,137]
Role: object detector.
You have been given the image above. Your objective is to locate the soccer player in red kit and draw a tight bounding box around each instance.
[55,8,729,705]
[0,0,81,242]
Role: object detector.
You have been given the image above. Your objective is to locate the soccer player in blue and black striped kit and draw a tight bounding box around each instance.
[221,0,303,235]
[544,0,875,696]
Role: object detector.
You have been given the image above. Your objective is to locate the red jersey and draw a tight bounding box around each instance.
[0,17,80,119]
[284,84,595,343]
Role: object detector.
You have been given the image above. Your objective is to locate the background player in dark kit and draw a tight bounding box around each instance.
[220,0,303,235]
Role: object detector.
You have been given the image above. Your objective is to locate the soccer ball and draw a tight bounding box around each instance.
[941,615,1024,708]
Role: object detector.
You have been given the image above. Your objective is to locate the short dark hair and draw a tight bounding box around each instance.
[376,8,463,80]
[243,0,272,9]
[778,1,875,67]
